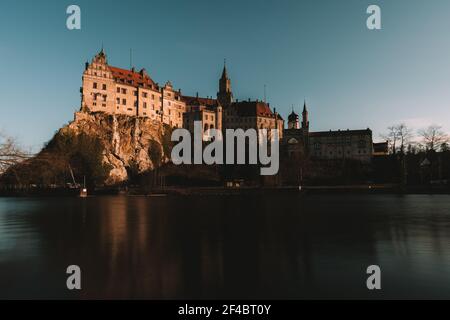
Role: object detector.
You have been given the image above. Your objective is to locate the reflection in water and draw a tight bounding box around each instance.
[1,194,450,299]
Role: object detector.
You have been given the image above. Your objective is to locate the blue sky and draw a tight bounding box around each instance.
[1,0,450,151]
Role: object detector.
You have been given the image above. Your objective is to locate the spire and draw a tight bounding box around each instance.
[217,59,233,106]
[301,99,309,131]
[221,58,228,79]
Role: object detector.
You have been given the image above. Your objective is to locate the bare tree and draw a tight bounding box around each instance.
[0,132,30,174]
[381,126,399,154]
[381,124,413,154]
[418,125,449,151]
[396,123,413,154]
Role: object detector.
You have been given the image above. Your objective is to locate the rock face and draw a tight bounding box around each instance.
[61,112,171,185]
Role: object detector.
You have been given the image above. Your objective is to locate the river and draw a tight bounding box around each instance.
[1,194,449,299]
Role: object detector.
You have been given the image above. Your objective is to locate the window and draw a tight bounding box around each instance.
[116,98,120,104]
[152,94,155,99]
[102,84,106,90]
[121,88,127,94]
[142,92,147,98]
[93,82,97,89]
[134,91,138,96]
[358,140,366,148]
[93,94,97,101]
[122,99,126,105]
[117,87,120,93]
[143,102,147,108]
[102,95,107,102]
[134,101,138,107]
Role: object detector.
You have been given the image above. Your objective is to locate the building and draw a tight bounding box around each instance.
[223,100,284,139]
[80,49,283,135]
[181,61,284,138]
[373,141,389,156]
[308,129,373,163]
[284,103,310,158]
[182,94,222,140]
[284,102,374,163]
[80,49,186,128]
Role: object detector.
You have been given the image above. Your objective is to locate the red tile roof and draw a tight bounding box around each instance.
[233,101,283,119]
[109,66,158,90]
[182,95,217,106]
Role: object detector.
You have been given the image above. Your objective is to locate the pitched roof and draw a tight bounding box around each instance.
[182,95,217,107]
[232,101,283,120]
[108,66,158,90]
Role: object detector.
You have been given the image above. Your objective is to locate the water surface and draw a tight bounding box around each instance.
[1,194,450,299]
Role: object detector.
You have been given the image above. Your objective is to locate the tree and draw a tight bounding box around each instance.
[381,124,413,154]
[0,132,30,174]
[418,125,449,151]
[395,123,413,154]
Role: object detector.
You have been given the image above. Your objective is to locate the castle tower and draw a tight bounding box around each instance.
[217,59,234,107]
[301,100,309,131]
[288,105,300,129]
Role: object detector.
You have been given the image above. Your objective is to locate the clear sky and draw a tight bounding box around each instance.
[1,0,450,151]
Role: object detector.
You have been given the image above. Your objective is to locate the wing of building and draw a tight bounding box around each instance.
[80,49,284,138]
[283,101,375,163]
[80,49,186,128]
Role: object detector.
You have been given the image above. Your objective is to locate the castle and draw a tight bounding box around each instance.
[80,49,283,140]
[284,103,376,163]
[79,49,384,162]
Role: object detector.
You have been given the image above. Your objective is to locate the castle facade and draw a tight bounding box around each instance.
[79,49,381,162]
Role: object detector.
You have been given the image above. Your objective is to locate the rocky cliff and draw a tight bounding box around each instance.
[62,112,172,184]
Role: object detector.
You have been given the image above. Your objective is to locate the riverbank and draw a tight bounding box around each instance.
[1,184,450,197]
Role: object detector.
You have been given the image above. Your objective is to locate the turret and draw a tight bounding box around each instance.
[217,59,234,107]
[302,100,309,131]
[288,105,300,129]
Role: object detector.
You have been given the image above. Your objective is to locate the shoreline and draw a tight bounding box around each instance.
[1,184,450,197]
